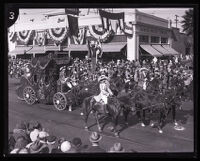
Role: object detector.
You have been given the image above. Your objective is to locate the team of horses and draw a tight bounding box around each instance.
[81,69,193,137]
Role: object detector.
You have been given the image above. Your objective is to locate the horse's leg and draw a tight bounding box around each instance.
[123,107,130,126]
[141,109,146,127]
[95,112,102,132]
[172,105,178,126]
[113,115,120,137]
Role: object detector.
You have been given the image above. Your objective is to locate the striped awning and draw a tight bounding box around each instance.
[140,45,163,57]
[151,45,172,56]
[162,45,180,55]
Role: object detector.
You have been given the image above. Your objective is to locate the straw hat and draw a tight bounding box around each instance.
[89,132,102,143]
[98,75,109,82]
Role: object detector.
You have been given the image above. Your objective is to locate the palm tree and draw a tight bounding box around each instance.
[181,9,193,36]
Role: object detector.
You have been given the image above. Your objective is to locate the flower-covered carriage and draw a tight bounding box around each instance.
[16,55,71,106]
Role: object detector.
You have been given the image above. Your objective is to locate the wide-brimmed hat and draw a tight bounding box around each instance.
[109,143,125,152]
[98,75,109,82]
[60,141,72,153]
[38,131,49,140]
[89,132,102,143]
[71,137,82,148]
[30,129,40,142]
[46,135,57,145]
[29,140,43,153]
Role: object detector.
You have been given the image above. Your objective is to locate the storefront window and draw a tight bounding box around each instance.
[161,37,168,43]
[139,35,149,43]
[151,36,160,43]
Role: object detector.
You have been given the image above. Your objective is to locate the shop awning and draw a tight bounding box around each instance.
[140,45,163,57]
[66,44,88,51]
[26,46,45,54]
[152,45,172,56]
[162,45,180,55]
[102,42,126,52]
[8,46,33,55]
[63,42,127,52]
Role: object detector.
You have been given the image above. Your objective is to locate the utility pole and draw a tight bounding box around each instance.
[175,15,179,28]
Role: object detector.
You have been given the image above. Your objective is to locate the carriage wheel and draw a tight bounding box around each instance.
[53,92,67,111]
[23,86,36,105]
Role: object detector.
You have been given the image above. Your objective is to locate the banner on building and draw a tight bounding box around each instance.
[99,9,124,31]
[73,27,86,45]
[47,27,69,46]
[35,30,46,46]
[67,15,79,37]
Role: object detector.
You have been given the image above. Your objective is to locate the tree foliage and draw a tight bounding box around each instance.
[181,9,193,36]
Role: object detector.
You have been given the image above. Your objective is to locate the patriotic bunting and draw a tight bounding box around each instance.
[67,15,79,37]
[17,30,35,45]
[47,27,69,46]
[123,22,133,37]
[88,25,115,43]
[8,31,17,43]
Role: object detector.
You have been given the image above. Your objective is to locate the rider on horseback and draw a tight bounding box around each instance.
[93,75,114,113]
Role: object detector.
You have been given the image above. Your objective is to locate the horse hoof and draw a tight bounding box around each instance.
[84,126,88,130]
[98,128,102,132]
[141,123,145,127]
[114,132,119,137]
[158,129,163,133]
[174,122,178,126]
[150,122,155,127]
[80,112,84,116]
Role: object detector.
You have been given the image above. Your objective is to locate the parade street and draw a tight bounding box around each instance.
[8,77,194,153]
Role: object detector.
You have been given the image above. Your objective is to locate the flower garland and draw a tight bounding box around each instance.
[17,30,34,44]
[35,31,46,46]
[47,27,69,46]
[73,27,86,45]
[88,25,115,43]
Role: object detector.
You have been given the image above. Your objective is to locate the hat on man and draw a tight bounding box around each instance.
[46,135,57,145]
[15,136,29,149]
[38,131,49,140]
[89,132,102,143]
[30,129,40,142]
[98,75,109,82]
[71,137,82,148]
[109,143,125,152]
[15,122,26,130]
[60,141,72,153]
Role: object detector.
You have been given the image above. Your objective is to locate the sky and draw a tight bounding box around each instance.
[17,8,191,32]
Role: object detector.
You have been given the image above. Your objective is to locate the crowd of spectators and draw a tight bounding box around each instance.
[9,120,137,154]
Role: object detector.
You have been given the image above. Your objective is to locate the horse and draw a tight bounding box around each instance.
[82,94,123,137]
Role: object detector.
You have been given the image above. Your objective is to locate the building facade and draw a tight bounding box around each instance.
[8,9,187,61]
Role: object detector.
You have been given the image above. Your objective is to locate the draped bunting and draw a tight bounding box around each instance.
[73,27,86,45]
[35,31,46,46]
[8,31,17,43]
[88,25,115,43]
[17,30,35,45]
[123,22,133,37]
[47,27,69,46]
[99,9,125,31]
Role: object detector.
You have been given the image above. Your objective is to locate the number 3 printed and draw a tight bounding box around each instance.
[9,12,15,20]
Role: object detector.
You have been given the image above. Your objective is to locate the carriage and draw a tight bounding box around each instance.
[16,55,71,106]
[52,75,99,111]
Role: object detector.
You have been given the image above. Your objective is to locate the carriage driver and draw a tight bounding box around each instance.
[94,75,113,113]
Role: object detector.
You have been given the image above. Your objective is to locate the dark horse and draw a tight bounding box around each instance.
[82,95,123,137]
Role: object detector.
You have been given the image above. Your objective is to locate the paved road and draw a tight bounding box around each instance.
[8,78,194,152]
